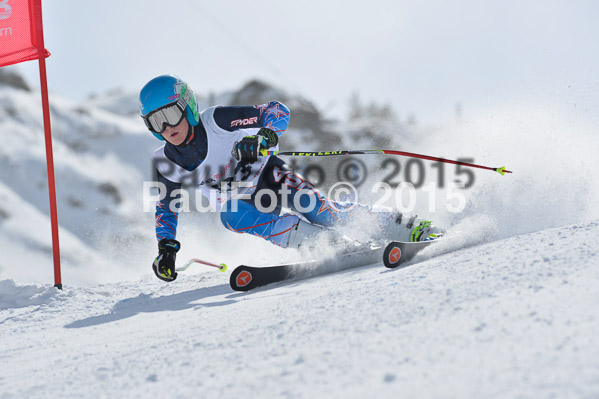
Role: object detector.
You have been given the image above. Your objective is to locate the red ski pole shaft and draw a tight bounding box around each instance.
[380,150,512,175]
[190,258,223,269]
[177,258,228,273]
[263,149,512,175]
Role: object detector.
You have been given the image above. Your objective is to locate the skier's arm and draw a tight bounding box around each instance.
[213,101,291,137]
[155,170,181,242]
[152,170,182,282]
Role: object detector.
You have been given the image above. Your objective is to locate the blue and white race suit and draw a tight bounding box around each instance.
[153,101,367,247]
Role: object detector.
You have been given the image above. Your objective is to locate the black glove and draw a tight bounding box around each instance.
[233,128,279,163]
[152,239,181,282]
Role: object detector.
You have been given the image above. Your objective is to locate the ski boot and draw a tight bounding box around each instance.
[379,212,445,243]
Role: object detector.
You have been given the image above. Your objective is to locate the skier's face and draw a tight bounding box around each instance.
[162,117,189,146]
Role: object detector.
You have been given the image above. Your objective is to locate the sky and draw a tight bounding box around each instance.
[16,0,599,124]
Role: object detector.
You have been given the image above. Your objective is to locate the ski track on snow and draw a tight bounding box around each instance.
[1,221,598,398]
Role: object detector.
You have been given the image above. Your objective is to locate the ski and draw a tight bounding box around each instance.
[230,244,383,291]
[382,240,435,269]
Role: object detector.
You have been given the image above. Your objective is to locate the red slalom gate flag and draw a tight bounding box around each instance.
[0,0,50,67]
[1,0,62,289]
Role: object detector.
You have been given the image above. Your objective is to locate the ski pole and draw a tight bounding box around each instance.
[261,149,512,175]
[177,258,228,272]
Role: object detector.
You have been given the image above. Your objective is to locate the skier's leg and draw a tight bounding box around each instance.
[241,157,353,247]
[220,199,301,248]
[277,169,444,242]
[220,198,341,248]
[257,157,444,243]
[264,161,363,227]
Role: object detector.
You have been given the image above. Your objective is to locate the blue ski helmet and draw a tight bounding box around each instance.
[139,75,200,140]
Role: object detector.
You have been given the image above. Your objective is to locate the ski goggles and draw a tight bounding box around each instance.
[143,102,185,134]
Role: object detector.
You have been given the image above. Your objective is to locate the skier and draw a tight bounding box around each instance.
[140,75,443,282]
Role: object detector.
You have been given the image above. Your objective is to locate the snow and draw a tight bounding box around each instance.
[0,181,114,285]
[1,221,598,398]
[0,83,165,284]
[0,280,61,309]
